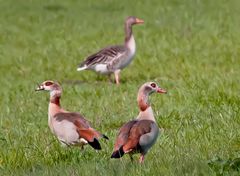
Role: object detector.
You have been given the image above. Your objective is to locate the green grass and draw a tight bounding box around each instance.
[0,0,240,175]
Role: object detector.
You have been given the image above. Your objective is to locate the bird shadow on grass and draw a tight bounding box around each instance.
[62,79,118,86]
[62,75,129,86]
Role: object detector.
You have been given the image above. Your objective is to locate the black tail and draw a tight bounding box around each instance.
[111,146,125,158]
[102,134,109,140]
[88,138,101,150]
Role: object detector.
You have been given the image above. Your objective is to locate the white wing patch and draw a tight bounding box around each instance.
[79,138,88,144]
[94,64,109,74]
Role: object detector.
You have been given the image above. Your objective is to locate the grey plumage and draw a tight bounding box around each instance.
[77,16,144,84]
[78,45,127,71]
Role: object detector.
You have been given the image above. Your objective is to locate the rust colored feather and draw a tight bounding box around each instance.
[122,120,153,153]
[77,128,98,142]
[113,120,137,151]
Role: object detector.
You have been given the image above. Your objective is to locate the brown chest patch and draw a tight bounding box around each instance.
[138,98,149,111]
[50,97,60,106]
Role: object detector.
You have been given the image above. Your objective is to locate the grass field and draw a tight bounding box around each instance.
[0,0,240,175]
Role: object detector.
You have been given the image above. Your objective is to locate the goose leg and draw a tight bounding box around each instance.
[114,69,121,85]
[129,154,134,162]
[80,145,84,150]
[60,140,70,148]
[139,154,145,164]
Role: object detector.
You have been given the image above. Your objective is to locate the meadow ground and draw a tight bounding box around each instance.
[0,0,240,175]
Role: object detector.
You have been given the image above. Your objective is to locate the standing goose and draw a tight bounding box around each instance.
[77,16,144,84]
[111,82,167,163]
[35,80,108,150]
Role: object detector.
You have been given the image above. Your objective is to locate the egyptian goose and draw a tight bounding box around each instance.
[111,82,167,163]
[77,16,144,84]
[35,80,108,150]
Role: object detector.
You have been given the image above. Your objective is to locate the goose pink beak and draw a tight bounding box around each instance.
[135,18,144,24]
[157,88,167,94]
[35,84,44,91]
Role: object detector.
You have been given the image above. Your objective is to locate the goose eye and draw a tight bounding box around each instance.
[151,83,156,88]
[45,82,53,86]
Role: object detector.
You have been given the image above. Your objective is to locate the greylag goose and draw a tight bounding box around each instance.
[111,82,167,163]
[77,16,144,84]
[35,80,108,150]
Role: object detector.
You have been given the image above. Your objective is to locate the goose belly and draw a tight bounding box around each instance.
[119,52,135,69]
[94,64,111,74]
[52,119,80,145]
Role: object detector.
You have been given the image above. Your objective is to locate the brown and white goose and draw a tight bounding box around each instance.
[35,80,108,150]
[77,16,144,84]
[111,82,167,163]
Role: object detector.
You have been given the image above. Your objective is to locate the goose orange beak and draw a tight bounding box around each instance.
[135,18,144,24]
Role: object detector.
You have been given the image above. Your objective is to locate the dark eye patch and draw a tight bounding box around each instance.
[45,81,53,86]
[151,83,156,88]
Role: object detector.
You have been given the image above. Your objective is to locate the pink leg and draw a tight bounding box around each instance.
[139,154,145,164]
[114,70,121,85]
